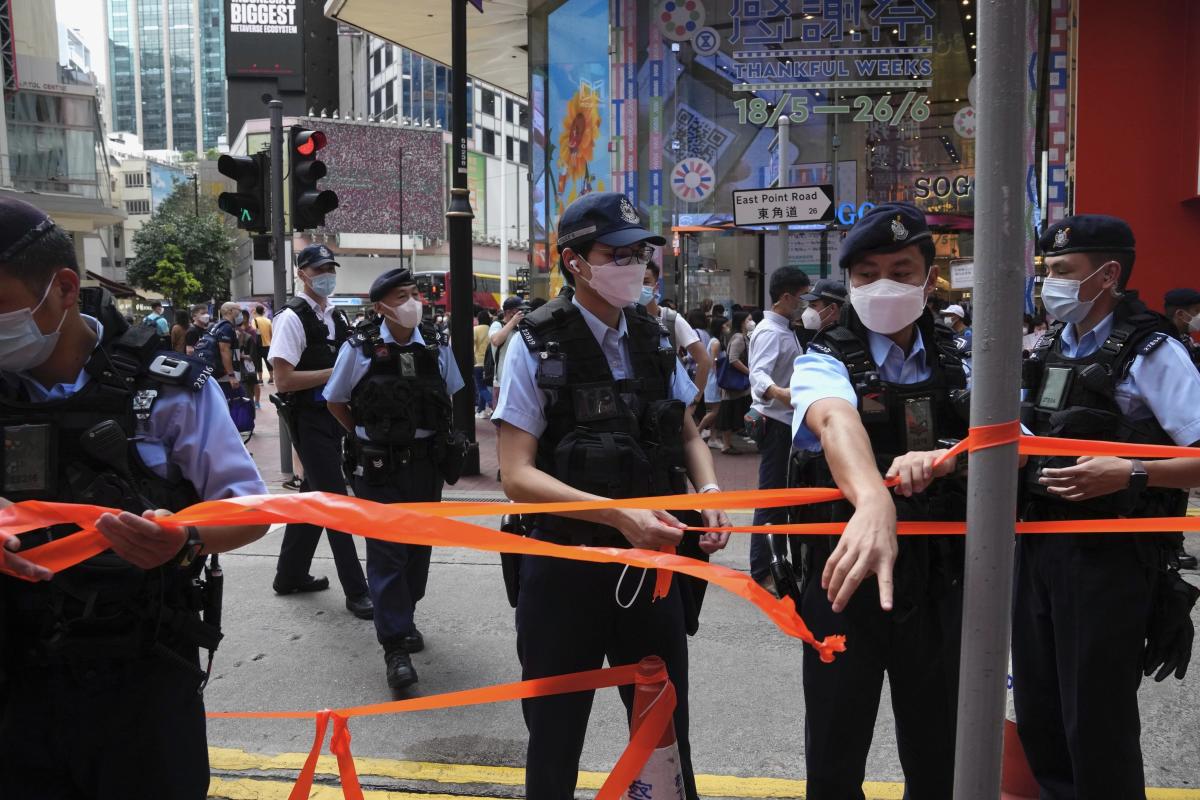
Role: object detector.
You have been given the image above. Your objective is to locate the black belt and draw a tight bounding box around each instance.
[532,519,629,548]
[353,437,437,464]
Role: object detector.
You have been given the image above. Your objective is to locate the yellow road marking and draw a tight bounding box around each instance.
[208,748,1200,799]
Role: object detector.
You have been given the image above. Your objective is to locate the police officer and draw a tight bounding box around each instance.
[787,203,969,799]
[493,192,730,800]
[268,243,371,618]
[797,278,848,346]
[1164,287,1200,370]
[0,197,270,799]
[1016,215,1200,798]
[324,268,464,689]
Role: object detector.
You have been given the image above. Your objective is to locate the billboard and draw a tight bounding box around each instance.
[300,119,445,240]
[467,151,487,237]
[225,0,303,77]
[150,162,189,212]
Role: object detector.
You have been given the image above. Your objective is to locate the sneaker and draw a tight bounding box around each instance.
[254,401,262,410]
[282,476,302,491]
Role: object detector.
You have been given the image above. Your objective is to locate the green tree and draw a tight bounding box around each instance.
[204,147,221,160]
[151,243,202,308]
[127,181,236,304]
[181,150,197,163]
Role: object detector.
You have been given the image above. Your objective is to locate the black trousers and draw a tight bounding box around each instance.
[1012,534,1154,800]
[0,655,208,799]
[516,542,696,800]
[749,417,793,582]
[353,455,442,651]
[275,406,368,597]
[801,540,962,800]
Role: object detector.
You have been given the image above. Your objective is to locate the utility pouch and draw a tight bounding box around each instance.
[0,424,56,499]
[437,431,469,486]
[554,429,651,500]
[673,511,710,636]
[359,444,392,486]
[499,514,531,609]
[641,399,687,495]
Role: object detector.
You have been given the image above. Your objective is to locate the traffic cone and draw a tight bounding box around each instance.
[624,656,685,800]
[1001,662,1039,800]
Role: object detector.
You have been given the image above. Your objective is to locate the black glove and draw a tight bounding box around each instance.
[1143,570,1200,682]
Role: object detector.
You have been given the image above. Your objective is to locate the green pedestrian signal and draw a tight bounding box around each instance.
[217,153,270,233]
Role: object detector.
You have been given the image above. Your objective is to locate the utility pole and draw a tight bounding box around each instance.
[952,2,1031,797]
[446,0,480,475]
[268,96,292,475]
[191,172,199,216]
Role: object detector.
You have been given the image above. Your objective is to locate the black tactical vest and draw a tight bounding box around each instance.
[1021,293,1187,522]
[280,296,350,404]
[518,292,683,543]
[348,321,452,445]
[795,309,970,612]
[0,324,212,667]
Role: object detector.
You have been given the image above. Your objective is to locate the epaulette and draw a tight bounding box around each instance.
[146,351,213,393]
[1137,331,1169,357]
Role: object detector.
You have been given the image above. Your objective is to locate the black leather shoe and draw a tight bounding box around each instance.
[399,628,424,654]
[385,649,418,690]
[346,593,375,620]
[1179,551,1199,571]
[273,575,330,595]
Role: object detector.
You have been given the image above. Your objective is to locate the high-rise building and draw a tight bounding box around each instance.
[105,0,226,153]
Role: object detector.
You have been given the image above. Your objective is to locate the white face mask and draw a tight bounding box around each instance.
[1180,311,1200,334]
[849,272,931,335]
[381,297,424,328]
[304,271,337,298]
[746,320,756,333]
[576,256,644,308]
[801,306,824,331]
[0,278,67,372]
[1041,264,1109,325]
[198,313,211,326]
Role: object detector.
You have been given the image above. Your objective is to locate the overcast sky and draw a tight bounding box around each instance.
[56,0,108,86]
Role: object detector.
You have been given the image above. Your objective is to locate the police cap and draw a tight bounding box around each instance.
[557,192,666,250]
[297,243,339,270]
[369,268,416,301]
[801,278,848,305]
[839,202,933,271]
[1039,214,1135,257]
[1164,288,1200,308]
[0,197,57,263]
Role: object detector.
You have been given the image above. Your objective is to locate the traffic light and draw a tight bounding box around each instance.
[289,127,339,231]
[217,153,269,232]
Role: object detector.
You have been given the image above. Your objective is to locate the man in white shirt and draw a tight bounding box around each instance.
[642,260,710,397]
[747,265,811,587]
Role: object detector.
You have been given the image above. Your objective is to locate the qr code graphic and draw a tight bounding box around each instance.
[666,103,734,166]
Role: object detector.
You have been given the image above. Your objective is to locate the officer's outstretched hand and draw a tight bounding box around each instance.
[1038,456,1130,501]
[698,509,731,554]
[0,498,55,582]
[95,509,188,569]
[613,508,686,550]
[822,495,898,613]
[886,449,956,497]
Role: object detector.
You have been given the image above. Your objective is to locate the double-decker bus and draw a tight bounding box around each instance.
[414,270,529,314]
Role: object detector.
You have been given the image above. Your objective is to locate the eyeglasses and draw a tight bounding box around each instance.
[605,244,655,267]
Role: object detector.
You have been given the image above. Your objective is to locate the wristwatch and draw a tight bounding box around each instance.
[173,526,204,568]
[1128,459,1149,492]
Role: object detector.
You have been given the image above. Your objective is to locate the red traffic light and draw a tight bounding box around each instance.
[294,130,327,156]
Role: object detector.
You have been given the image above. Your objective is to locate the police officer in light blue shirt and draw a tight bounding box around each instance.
[325,267,464,691]
[493,192,730,800]
[787,202,971,798]
[0,196,269,799]
[1013,215,1200,798]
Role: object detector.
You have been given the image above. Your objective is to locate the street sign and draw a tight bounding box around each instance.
[950,259,975,289]
[732,184,834,227]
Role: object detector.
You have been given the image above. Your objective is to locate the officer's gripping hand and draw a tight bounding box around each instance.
[698,509,731,554]
[885,449,955,497]
[1038,456,1131,501]
[0,498,55,582]
[613,508,685,550]
[95,508,188,569]
[822,494,898,613]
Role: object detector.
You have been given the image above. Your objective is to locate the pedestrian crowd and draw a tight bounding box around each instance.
[1,190,1197,800]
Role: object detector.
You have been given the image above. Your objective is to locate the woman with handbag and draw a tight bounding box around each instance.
[698,315,726,441]
[716,311,752,454]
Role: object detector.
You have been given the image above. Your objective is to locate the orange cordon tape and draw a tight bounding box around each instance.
[205,663,674,800]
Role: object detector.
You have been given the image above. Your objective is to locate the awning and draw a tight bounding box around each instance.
[84,270,139,299]
[324,0,530,98]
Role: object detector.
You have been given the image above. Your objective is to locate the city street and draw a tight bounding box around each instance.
[203,399,1200,798]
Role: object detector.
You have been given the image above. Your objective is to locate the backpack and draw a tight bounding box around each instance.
[193,320,233,379]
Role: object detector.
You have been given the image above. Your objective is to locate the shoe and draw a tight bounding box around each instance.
[398,628,424,654]
[346,593,375,620]
[273,574,330,595]
[282,476,302,491]
[1179,550,1198,570]
[254,401,262,409]
[385,649,418,690]
[708,438,722,449]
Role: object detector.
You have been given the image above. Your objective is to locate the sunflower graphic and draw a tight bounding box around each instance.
[557,87,601,182]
